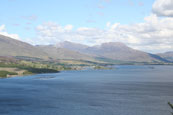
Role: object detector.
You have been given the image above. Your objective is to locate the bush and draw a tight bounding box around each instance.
[22,71,33,75]
[168,102,173,115]
[0,71,18,78]
[26,68,59,73]
[21,67,59,74]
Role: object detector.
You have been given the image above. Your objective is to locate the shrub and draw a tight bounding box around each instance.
[0,71,18,78]
[168,102,173,115]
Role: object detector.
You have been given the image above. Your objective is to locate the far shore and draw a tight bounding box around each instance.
[1,64,173,78]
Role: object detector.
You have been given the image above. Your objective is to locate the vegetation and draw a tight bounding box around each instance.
[0,58,61,77]
[94,66,111,70]
[0,71,18,78]
[0,56,114,78]
[168,102,173,115]
[22,67,58,74]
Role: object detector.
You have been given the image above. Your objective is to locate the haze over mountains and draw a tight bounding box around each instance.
[0,34,172,63]
[36,45,94,61]
[56,41,170,63]
[157,51,173,62]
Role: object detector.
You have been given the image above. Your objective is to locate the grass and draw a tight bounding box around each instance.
[0,56,114,78]
[0,71,18,78]
[0,60,60,77]
[94,66,110,70]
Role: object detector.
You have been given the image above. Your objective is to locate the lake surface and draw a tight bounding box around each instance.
[0,65,173,115]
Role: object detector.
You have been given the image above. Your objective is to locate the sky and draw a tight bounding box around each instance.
[0,0,173,53]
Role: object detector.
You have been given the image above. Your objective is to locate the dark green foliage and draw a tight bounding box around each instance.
[23,67,59,74]
[168,102,173,115]
[0,60,59,76]
[0,71,18,77]
[22,71,33,75]
[94,66,108,70]
[0,56,114,77]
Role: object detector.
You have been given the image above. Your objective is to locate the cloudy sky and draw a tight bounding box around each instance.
[0,0,173,53]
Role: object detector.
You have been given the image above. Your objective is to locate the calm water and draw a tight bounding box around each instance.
[0,65,173,115]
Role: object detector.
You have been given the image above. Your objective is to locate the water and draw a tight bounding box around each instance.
[0,65,173,115]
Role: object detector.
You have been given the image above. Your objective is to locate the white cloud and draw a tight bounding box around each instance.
[0,25,5,31]
[35,13,173,53]
[152,0,173,17]
[64,25,73,31]
[0,25,20,40]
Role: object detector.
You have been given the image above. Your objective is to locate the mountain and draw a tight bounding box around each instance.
[0,35,169,63]
[0,35,48,59]
[56,41,167,63]
[86,42,169,62]
[36,45,95,61]
[157,51,173,62]
[0,35,96,61]
[56,41,89,52]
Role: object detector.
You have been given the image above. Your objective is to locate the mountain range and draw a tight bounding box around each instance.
[55,41,170,63]
[0,35,48,59]
[0,34,172,63]
[157,51,173,62]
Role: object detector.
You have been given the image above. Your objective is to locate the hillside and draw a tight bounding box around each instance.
[36,45,96,61]
[0,35,95,62]
[55,41,167,63]
[157,51,173,62]
[0,35,170,63]
[56,41,89,52]
[0,35,48,59]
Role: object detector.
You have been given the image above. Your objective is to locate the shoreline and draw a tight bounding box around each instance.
[1,64,173,78]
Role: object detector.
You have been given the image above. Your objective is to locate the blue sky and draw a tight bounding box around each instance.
[0,0,154,38]
[0,0,173,53]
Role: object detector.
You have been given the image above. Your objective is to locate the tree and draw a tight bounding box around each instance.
[168,102,173,115]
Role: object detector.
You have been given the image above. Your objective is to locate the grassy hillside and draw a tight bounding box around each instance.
[55,41,169,63]
[0,57,59,77]
[157,51,173,62]
[0,56,111,78]
[0,35,48,59]
[36,45,96,61]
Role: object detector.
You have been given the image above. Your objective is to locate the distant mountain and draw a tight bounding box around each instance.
[157,51,173,62]
[36,45,95,61]
[0,35,170,63]
[56,41,89,52]
[56,41,167,63]
[0,35,95,61]
[86,42,168,62]
[0,35,48,59]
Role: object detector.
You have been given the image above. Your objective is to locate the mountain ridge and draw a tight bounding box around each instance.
[0,34,48,59]
[36,45,95,61]
[157,51,173,62]
[55,41,169,63]
[0,34,172,63]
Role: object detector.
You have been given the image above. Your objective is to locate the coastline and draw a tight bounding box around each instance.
[1,63,173,78]
[0,65,113,78]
